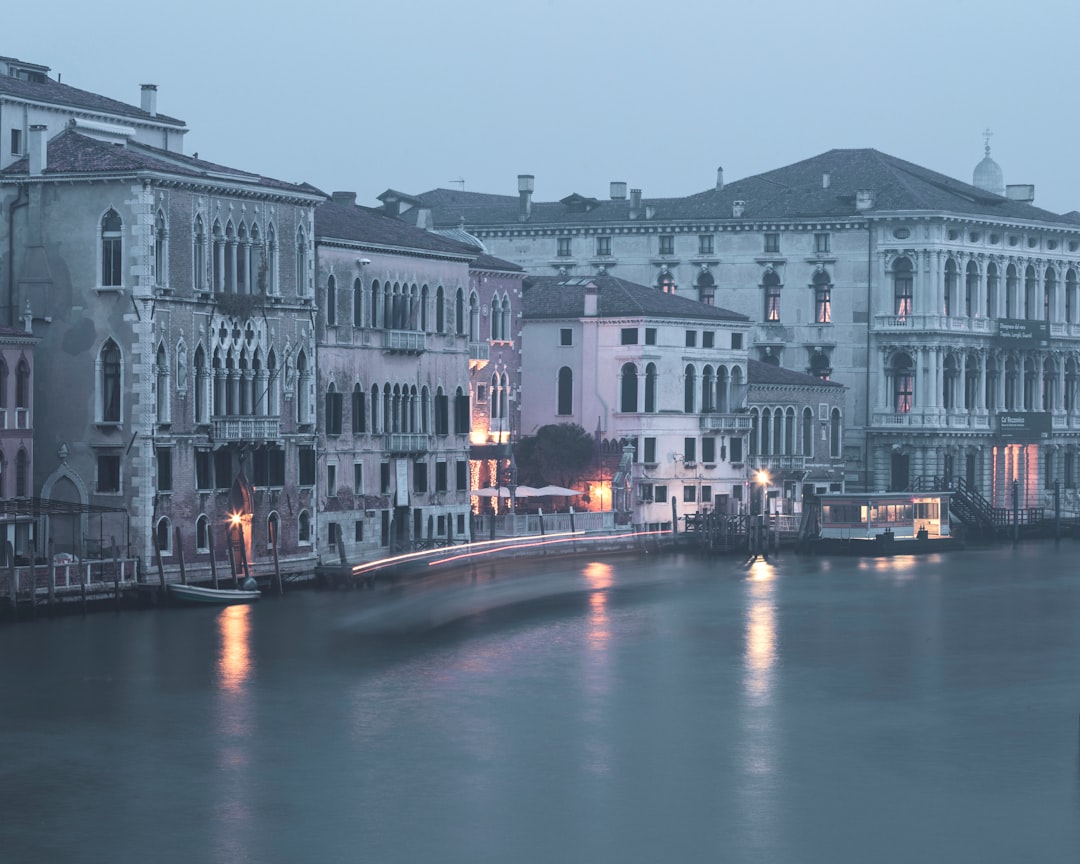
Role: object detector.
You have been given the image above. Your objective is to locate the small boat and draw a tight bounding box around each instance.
[168,582,261,605]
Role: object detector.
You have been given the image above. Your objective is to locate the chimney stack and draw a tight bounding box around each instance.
[584,280,600,316]
[141,84,157,116]
[716,166,724,191]
[822,172,831,189]
[732,200,745,218]
[331,191,357,206]
[855,189,876,211]
[610,181,627,200]
[518,174,534,222]
[28,125,47,176]
[629,188,642,219]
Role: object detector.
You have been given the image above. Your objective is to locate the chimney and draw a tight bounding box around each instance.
[1006,184,1035,203]
[822,172,831,189]
[28,124,47,175]
[331,191,357,206]
[855,189,876,211]
[416,207,432,230]
[518,174,534,222]
[140,83,157,116]
[716,166,724,191]
[610,181,627,200]
[629,188,642,219]
[645,205,656,220]
[732,200,745,218]
[584,281,600,316]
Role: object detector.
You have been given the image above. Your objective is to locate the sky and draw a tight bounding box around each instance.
[8,0,1080,213]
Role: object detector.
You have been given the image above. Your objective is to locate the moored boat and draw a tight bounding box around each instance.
[167,582,261,605]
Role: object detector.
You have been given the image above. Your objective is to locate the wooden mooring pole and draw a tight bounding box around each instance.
[153,524,166,599]
[174,527,187,586]
[270,517,283,597]
[207,524,219,590]
[112,538,121,612]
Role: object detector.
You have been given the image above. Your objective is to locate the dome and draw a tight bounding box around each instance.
[973,143,1004,197]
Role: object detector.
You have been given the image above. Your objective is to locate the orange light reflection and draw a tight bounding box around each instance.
[217,604,252,694]
[584,561,613,647]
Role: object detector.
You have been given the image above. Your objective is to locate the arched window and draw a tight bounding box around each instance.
[701,365,715,412]
[156,517,172,556]
[194,346,207,422]
[1067,269,1078,325]
[500,293,511,340]
[1006,264,1018,318]
[1025,265,1038,319]
[296,226,308,297]
[802,407,814,456]
[353,278,363,327]
[266,223,278,295]
[434,386,448,435]
[716,366,730,412]
[944,258,958,316]
[684,364,696,413]
[99,339,122,422]
[236,223,248,293]
[101,209,123,287]
[763,269,781,321]
[296,350,310,424]
[15,357,29,417]
[352,384,366,434]
[490,295,502,341]
[420,386,430,434]
[644,363,657,413]
[454,386,469,434]
[491,372,502,419]
[420,285,429,332]
[658,272,675,294]
[326,382,342,435]
[1044,267,1056,322]
[156,344,170,424]
[370,280,380,328]
[498,374,508,421]
[455,288,465,335]
[436,286,445,333]
[15,447,27,497]
[830,409,842,458]
[986,262,999,318]
[892,353,914,413]
[468,292,480,341]
[0,359,7,423]
[620,362,638,413]
[267,511,280,550]
[749,408,760,456]
[965,261,979,317]
[326,275,337,326]
[557,367,573,416]
[212,220,224,292]
[193,215,206,292]
[784,408,795,454]
[696,269,715,305]
[195,515,210,553]
[813,269,831,323]
[267,349,279,417]
[154,209,167,287]
[225,221,237,292]
[298,510,311,545]
[893,257,913,318]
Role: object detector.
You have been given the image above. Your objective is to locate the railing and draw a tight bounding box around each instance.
[386,433,430,454]
[471,510,615,537]
[469,341,489,361]
[748,454,807,472]
[699,413,754,432]
[873,314,992,333]
[212,416,280,441]
[382,330,426,353]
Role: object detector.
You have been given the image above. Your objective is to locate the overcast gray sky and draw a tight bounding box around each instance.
[9,0,1080,213]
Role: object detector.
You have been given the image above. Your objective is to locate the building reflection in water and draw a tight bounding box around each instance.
[214,604,255,860]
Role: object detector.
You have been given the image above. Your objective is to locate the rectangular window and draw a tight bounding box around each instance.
[698,234,714,255]
[456,460,468,490]
[659,235,674,256]
[645,327,657,345]
[354,520,364,542]
[643,437,656,463]
[557,236,572,257]
[701,437,716,463]
[97,452,121,493]
[298,446,316,487]
[654,484,668,504]
[639,482,653,502]
[435,461,448,492]
[328,522,339,550]
[596,236,611,257]
[327,464,337,497]
[354,463,363,494]
[380,462,390,494]
[156,448,172,492]
[764,232,780,254]
[476,384,487,402]
[685,330,697,347]
[214,450,231,490]
[620,327,638,345]
[437,515,447,535]
[731,332,743,349]
[195,450,213,490]
[457,514,466,535]
[702,331,714,348]
[815,286,832,323]
[10,128,22,155]
[765,284,781,321]
[814,232,830,254]
[684,486,697,503]
[415,461,428,493]
[684,438,696,463]
[560,328,573,346]
[701,485,712,504]
[730,437,743,463]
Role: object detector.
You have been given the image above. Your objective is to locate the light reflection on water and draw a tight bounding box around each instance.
[214,604,254,862]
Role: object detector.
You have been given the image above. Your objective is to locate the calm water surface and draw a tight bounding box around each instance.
[2,544,1079,863]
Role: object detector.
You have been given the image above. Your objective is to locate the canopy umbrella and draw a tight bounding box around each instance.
[535,485,581,497]
[473,485,544,498]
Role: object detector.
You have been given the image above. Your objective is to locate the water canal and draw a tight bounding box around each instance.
[2,543,1079,863]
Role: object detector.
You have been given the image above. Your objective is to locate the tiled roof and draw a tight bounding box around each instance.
[522,274,748,321]
[0,71,185,127]
[0,129,322,195]
[406,149,1074,228]
[315,200,480,258]
[470,252,524,273]
[747,359,844,389]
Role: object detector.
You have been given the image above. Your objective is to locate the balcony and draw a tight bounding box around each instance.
[872,314,992,334]
[212,416,280,441]
[699,412,754,433]
[386,433,430,454]
[469,341,490,361]
[382,330,426,354]
[749,454,807,472]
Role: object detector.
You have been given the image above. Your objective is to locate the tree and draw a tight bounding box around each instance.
[516,423,595,488]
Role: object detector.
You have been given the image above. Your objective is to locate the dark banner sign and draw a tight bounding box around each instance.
[995,319,1050,348]
[997,411,1052,440]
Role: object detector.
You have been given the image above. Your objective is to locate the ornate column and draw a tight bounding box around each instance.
[228,238,238,294]
[1057,353,1066,412]
[255,368,268,416]
[977,348,987,411]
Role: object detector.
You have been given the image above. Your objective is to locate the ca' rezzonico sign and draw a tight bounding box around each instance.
[998,412,1052,441]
